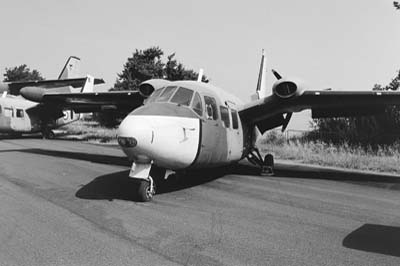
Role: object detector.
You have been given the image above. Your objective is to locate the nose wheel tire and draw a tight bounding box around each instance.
[137,179,155,202]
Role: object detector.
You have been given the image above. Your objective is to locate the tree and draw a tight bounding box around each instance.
[3,64,44,82]
[112,46,207,92]
[165,53,208,82]
[96,46,208,127]
[113,47,165,91]
[394,1,400,10]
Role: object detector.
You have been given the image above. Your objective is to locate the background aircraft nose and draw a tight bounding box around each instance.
[117,116,153,151]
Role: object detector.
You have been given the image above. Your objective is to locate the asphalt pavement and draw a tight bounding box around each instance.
[1,138,400,266]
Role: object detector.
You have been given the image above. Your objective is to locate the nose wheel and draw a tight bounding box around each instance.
[246,148,274,176]
[129,162,157,202]
[137,177,155,202]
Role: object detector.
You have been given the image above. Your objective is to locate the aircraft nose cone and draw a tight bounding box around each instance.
[117,115,154,161]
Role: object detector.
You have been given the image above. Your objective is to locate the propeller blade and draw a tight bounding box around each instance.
[281,112,293,132]
[271,69,282,80]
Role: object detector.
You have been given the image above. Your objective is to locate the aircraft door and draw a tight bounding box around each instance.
[10,108,30,132]
[226,108,243,162]
[194,95,226,167]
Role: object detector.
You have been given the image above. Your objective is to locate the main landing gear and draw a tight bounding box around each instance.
[246,148,274,176]
[42,128,55,139]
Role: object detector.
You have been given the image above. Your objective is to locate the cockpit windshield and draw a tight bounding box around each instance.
[156,86,177,102]
[145,86,203,117]
[146,87,164,103]
[170,87,193,106]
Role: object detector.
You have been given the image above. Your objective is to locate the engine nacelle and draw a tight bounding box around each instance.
[139,79,171,98]
[20,86,45,102]
[272,78,304,99]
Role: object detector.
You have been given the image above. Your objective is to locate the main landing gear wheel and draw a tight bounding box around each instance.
[246,148,275,176]
[261,154,274,176]
[42,129,55,139]
[137,177,156,202]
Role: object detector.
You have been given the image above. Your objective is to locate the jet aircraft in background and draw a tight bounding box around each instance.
[0,57,105,138]
[20,51,400,201]
[0,56,104,95]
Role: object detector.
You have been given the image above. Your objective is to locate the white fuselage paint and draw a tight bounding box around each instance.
[116,80,255,173]
[118,115,200,169]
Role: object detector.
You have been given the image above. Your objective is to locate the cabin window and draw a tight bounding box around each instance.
[4,107,13,117]
[191,92,203,116]
[170,87,193,106]
[146,87,164,103]
[204,96,218,120]
[0,105,2,114]
[231,109,239,129]
[156,86,177,102]
[220,106,230,128]
[16,109,24,118]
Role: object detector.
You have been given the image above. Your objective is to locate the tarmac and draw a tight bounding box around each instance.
[1,137,400,266]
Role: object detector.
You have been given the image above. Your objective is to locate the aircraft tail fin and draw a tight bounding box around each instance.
[58,56,81,79]
[251,49,269,100]
[81,75,94,93]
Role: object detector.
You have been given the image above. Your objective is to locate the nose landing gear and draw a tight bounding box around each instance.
[137,176,155,202]
[129,162,156,202]
[246,148,274,176]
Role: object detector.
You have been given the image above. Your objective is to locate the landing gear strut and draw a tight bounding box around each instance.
[246,148,274,176]
[42,128,55,139]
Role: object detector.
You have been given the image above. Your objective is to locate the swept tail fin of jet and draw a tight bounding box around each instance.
[58,56,81,79]
[81,75,94,93]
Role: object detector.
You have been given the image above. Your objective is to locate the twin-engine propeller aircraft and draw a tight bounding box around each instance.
[0,56,105,138]
[21,51,400,202]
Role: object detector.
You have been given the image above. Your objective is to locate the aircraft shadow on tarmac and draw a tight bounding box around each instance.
[343,224,400,257]
[0,148,130,167]
[2,147,400,200]
[75,167,230,202]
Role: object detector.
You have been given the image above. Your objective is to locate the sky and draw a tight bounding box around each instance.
[0,0,399,129]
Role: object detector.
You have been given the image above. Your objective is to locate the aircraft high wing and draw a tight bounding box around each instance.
[239,79,400,133]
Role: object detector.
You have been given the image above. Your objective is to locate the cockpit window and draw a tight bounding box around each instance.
[170,87,194,106]
[220,106,230,128]
[156,86,177,102]
[231,109,239,129]
[191,92,203,116]
[204,96,218,120]
[146,87,164,103]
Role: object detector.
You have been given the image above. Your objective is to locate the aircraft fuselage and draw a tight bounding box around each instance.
[117,80,255,171]
[0,95,79,135]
